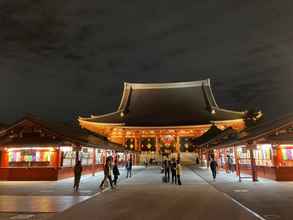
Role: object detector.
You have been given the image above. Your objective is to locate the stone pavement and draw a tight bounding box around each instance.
[0,166,143,197]
[193,166,293,220]
[0,166,143,216]
[0,213,55,220]
[50,167,260,220]
[0,195,91,213]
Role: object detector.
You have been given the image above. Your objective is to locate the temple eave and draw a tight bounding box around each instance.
[79,118,245,130]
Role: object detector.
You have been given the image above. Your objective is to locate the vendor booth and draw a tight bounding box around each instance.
[0,115,124,181]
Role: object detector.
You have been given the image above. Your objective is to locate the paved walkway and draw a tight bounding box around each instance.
[0,196,90,213]
[193,166,293,220]
[5,166,293,219]
[50,167,259,220]
[0,166,143,213]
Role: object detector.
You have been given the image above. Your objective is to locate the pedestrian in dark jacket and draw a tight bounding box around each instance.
[99,158,114,189]
[164,159,170,182]
[112,159,120,185]
[196,157,200,165]
[126,158,133,178]
[176,160,182,185]
[210,157,218,181]
[73,160,82,192]
[171,159,177,184]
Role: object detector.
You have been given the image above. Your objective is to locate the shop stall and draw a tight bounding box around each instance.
[209,114,293,181]
[0,115,124,181]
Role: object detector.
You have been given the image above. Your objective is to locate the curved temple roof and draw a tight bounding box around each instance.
[79,79,244,127]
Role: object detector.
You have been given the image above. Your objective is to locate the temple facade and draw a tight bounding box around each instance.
[79,79,246,163]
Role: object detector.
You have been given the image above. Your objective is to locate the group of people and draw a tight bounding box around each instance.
[74,154,234,190]
[144,158,157,167]
[162,159,182,185]
[99,157,121,190]
[73,157,133,192]
[208,154,234,181]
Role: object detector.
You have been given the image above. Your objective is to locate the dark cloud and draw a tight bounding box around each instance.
[0,0,293,123]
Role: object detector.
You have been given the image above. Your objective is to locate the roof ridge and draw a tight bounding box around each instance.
[214,107,245,115]
[124,79,210,90]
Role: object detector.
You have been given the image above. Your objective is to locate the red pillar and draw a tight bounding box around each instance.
[206,149,209,168]
[199,148,203,166]
[249,147,258,181]
[1,150,9,167]
[92,148,96,176]
[135,153,138,165]
[134,137,138,151]
[53,148,61,168]
[276,146,283,167]
[138,136,141,151]
[155,135,159,154]
[176,135,180,161]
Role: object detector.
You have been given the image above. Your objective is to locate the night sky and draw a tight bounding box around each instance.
[0,0,292,123]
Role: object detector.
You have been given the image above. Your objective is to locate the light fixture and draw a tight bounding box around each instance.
[7,147,55,152]
[280,144,293,148]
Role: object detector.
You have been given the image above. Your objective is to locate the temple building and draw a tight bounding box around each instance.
[79,79,246,163]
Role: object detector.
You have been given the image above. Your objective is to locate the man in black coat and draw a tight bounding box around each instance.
[164,159,170,182]
[126,158,133,178]
[112,159,120,185]
[73,160,83,192]
[210,156,218,181]
[171,159,177,184]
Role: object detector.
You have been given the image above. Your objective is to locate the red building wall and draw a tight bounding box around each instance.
[0,167,59,181]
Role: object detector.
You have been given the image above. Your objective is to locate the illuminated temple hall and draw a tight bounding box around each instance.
[79,79,246,163]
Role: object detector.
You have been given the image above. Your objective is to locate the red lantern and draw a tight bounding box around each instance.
[160,135,175,147]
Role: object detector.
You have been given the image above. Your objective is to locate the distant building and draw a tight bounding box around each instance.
[79,79,246,163]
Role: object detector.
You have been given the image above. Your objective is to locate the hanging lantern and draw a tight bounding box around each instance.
[161,135,175,147]
[147,143,152,149]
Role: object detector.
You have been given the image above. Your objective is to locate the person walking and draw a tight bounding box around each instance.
[210,156,218,181]
[112,159,120,185]
[196,157,200,165]
[126,157,133,178]
[164,159,170,182]
[73,160,83,192]
[227,155,234,173]
[176,160,182,185]
[144,158,148,168]
[99,158,114,189]
[171,159,177,184]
